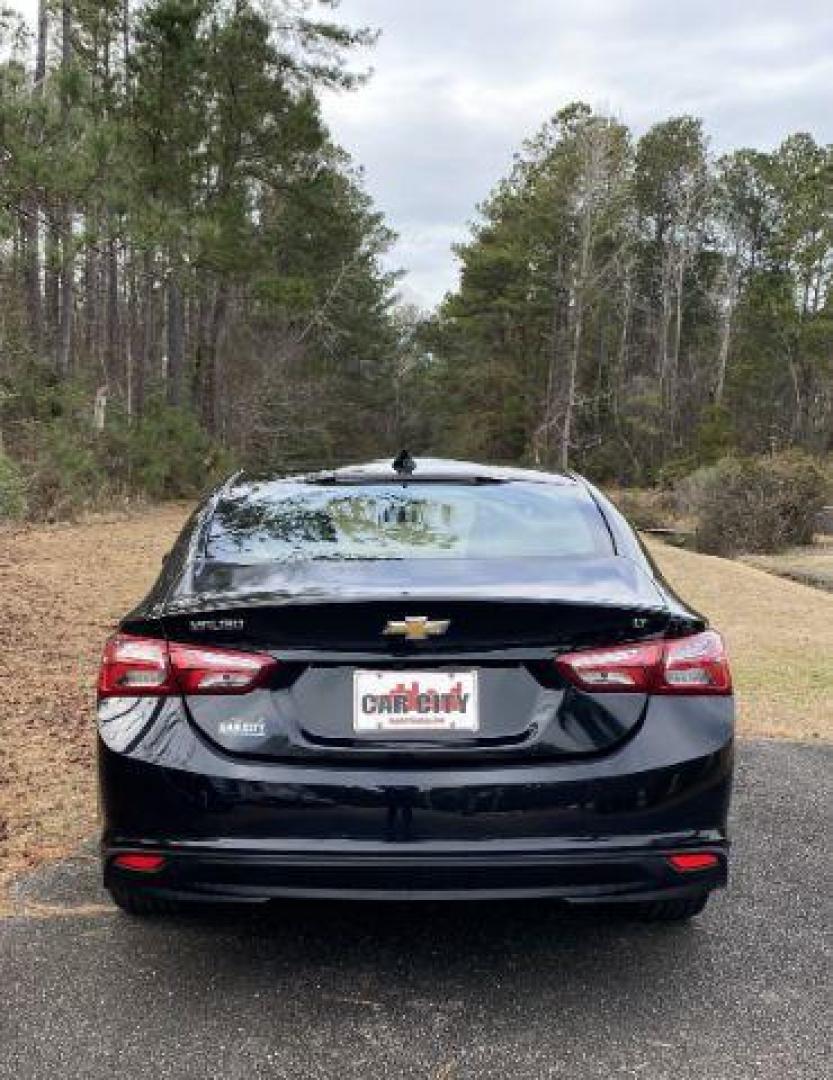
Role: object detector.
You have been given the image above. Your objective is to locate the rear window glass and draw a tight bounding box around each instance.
[205,482,613,563]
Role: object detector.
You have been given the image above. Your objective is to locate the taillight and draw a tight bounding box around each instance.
[555,630,731,695]
[659,632,732,693]
[667,852,720,872]
[555,641,662,692]
[113,853,167,873]
[168,642,276,694]
[98,634,277,698]
[98,635,171,696]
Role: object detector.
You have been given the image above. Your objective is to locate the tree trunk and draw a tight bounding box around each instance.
[84,210,99,363]
[166,271,185,407]
[714,265,737,405]
[209,287,229,436]
[122,0,131,98]
[100,20,118,392]
[106,234,119,389]
[612,267,642,479]
[125,266,134,421]
[23,1,49,350]
[56,2,74,377]
[21,210,41,348]
[57,249,74,378]
[538,278,561,463]
[671,246,685,399]
[135,249,154,418]
[44,227,60,357]
[35,1,48,84]
[560,284,584,471]
[613,265,632,421]
[197,285,228,434]
[560,176,595,471]
[657,254,672,407]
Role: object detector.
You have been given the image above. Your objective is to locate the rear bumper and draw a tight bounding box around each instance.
[103,841,728,903]
[99,694,734,903]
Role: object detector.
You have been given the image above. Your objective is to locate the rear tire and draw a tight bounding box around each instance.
[633,892,709,922]
[108,885,181,917]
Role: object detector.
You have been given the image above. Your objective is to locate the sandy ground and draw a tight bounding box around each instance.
[1,505,830,909]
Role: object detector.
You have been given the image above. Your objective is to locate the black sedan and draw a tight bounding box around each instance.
[97,456,734,920]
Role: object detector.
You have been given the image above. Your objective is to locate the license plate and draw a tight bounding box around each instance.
[353,670,478,733]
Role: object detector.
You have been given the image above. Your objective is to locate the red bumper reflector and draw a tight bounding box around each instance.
[113,853,166,873]
[667,852,719,872]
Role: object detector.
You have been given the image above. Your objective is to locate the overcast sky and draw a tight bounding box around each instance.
[10,1,833,307]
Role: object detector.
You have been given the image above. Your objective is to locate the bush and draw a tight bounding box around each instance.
[0,449,27,519]
[2,380,233,521]
[606,487,677,531]
[677,451,828,556]
[22,421,111,520]
[103,403,233,502]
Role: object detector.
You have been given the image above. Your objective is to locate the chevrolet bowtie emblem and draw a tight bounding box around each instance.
[383,616,450,641]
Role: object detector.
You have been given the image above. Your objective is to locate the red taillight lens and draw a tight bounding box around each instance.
[667,852,720,873]
[98,635,172,697]
[658,631,732,694]
[555,641,662,692]
[555,630,731,696]
[113,853,166,873]
[168,642,277,694]
[98,634,277,698]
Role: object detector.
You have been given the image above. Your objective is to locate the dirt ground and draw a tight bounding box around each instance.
[0,504,192,909]
[1,505,831,909]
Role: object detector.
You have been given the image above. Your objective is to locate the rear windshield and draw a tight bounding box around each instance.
[205,481,613,563]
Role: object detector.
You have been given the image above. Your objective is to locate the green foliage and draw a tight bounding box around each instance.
[425,102,833,481]
[0,450,27,519]
[22,420,109,521]
[3,376,232,520]
[678,452,828,556]
[2,7,832,523]
[0,0,399,519]
[693,405,735,464]
[103,403,233,502]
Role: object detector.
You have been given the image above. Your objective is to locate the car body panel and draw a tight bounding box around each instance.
[97,459,734,905]
[99,692,732,901]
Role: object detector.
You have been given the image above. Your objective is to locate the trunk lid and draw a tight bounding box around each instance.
[151,555,697,762]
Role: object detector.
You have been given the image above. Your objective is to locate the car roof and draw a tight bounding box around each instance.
[233,458,579,489]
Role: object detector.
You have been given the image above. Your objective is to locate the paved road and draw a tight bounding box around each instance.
[1,740,830,1079]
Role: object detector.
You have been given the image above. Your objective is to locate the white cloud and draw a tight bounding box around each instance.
[316,0,833,306]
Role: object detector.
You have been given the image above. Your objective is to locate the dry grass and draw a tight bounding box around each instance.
[0,506,830,912]
[646,538,833,741]
[0,504,192,910]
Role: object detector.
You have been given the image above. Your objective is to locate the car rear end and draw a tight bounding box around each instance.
[97,463,733,915]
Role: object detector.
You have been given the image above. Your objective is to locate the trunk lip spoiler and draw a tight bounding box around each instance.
[153,591,677,618]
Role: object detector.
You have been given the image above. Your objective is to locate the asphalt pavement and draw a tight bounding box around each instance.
[1,739,831,1079]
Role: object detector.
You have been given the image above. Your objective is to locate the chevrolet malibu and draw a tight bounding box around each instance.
[97,456,733,920]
